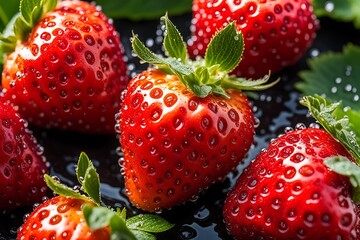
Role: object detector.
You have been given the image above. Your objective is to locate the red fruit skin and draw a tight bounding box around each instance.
[119,69,255,212]
[17,196,110,240]
[1,0,128,134]
[0,101,48,210]
[188,0,317,78]
[223,128,360,239]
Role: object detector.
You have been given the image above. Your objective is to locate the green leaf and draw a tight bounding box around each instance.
[44,174,90,201]
[83,205,117,230]
[20,0,56,25]
[313,0,360,28]
[0,0,56,55]
[132,15,276,99]
[76,152,91,184]
[205,22,244,73]
[76,152,101,206]
[82,167,101,206]
[161,13,188,63]
[83,205,137,240]
[131,33,193,76]
[94,0,192,21]
[324,156,360,203]
[297,44,360,112]
[300,95,360,163]
[130,230,156,240]
[126,214,174,233]
[222,73,279,91]
[118,208,127,222]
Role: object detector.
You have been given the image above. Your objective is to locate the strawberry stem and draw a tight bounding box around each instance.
[131,14,277,98]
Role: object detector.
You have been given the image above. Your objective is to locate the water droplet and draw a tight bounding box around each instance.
[324,1,335,12]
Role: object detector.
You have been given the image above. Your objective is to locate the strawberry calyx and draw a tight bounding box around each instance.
[131,14,279,98]
[0,0,57,54]
[300,95,360,203]
[45,152,173,239]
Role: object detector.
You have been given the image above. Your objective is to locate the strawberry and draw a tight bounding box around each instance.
[18,152,173,240]
[0,0,128,134]
[188,0,318,78]
[118,15,277,212]
[17,195,111,240]
[223,96,360,239]
[0,101,48,210]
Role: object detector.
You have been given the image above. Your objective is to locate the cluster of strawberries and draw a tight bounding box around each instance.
[1,0,359,239]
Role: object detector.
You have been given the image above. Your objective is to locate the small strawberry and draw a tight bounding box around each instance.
[0,0,128,134]
[0,100,48,210]
[223,96,360,239]
[118,15,277,212]
[188,0,318,78]
[17,152,173,240]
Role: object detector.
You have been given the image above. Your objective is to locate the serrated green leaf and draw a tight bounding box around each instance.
[161,14,187,62]
[300,95,360,163]
[313,0,360,28]
[297,44,360,112]
[44,174,89,201]
[126,214,174,233]
[94,0,192,21]
[205,22,244,73]
[324,156,360,202]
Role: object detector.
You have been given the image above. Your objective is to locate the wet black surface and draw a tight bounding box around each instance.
[1,12,360,240]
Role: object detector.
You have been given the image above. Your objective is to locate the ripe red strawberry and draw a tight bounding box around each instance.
[17,196,110,240]
[223,96,360,239]
[118,15,277,212]
[1,0,128,134]
[17,152,173,240]
[0,101,48,210]
[120,69,254,211]
[188,0,318,78]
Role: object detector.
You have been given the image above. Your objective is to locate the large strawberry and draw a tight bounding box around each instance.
[223,96,360,239]
[0,0,128,134]
[118,15,277,212]
[18,152,173,240]
[0,100,48,210]
[188,0,318,78]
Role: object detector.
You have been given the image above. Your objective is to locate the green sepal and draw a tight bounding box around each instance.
[205,22,244,73]
[300,95,360,163]
[131,33,192,76]
[83,205,174,240]
[0,0,57,53]
[132,16,277,98]
[324,156,360,203]
[126,214,175,233]
[44,174,91,202]
[83,205,137,240]
[76,152,101,206]
[161,13,187,63]
[222,73,280,91]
